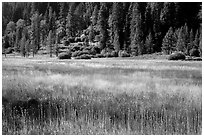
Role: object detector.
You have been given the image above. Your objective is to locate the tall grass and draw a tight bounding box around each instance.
[2,58,202,134]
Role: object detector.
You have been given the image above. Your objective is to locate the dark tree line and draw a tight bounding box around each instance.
[2,2,202,57]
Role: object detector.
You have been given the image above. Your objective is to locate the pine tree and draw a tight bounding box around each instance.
[112,2,123,52]
[199,31,202,56]
[194,30,199,49]
[189,29,194,54]
[123,2,131,51]
[30,11,41,53]
[20,35,26,57]
[58,2,66,39]
[183,23,189,54]
[176,27,185,52]
[66,3,76,37]
[88,25,95,42]
[98,3,109,50]
[145,32,154,54]
[15,19,25,52]
[130,3,144,55]
[92,5,99,25]
[162,27,176,54]
[48,30,53,57]
[160,2,176,29]
[144,3,152,38]
[151,2,163,52]
[25,39,30,57]
[48,6,53,31]
[6,21,16,48]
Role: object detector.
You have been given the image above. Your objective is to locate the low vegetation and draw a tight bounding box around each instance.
[58,52,71,59]
[2,57,202,135]
[168,52,186,60]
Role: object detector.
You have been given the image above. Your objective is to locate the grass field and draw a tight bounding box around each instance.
[2,56,202,135]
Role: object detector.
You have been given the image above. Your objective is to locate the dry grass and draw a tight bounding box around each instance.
[2,56,202,134]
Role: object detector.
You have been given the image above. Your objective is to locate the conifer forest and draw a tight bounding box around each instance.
[2,2,202,135]
[2,2,202,57]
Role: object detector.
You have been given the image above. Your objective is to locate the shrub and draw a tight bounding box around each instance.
[91,46,101,55]
[72,50,90,57]
[190,48,200,57]
[111,51,118,57]
[58,52,71,59]
[6,47,14,54]
[71,45,81,52]
[94,54,105,58]
[105,52,112,58]
[68,37,75,43]
[75,54,91,59]
[118,50,130,57]
[72,51,82,57]
[63,40,70,46]
[75,37,81,42]
[168,52,186,60]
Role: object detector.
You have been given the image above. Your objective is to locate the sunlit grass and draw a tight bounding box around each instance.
[2,57,202,134]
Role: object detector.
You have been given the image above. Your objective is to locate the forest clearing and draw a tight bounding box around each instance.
[2,56,202,135]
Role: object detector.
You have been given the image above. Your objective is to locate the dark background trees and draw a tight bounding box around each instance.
[2,2,202,57]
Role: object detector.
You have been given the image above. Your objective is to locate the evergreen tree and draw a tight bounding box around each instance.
[123,3,132,51]
[48,6,53,31]
[162,27,176,54]
[92,5,99,26]
[20,35,26,57]
[15,19,25,52]
[151,2,163,52]
[189,29,194,53]
[66,3,76,37]
[58,2,66,39]
[145,32,154,54]
[6,21,16,48]
[176,27,185,52]
[112,2,123,52]
[25,39,30,57]
[160,2,176,30]
[130,3,144,55]
[88,25,95,42]
[199,31,202,56]
[48,30,53,57]
[194,30,199,49]
[144,3,152,38]
[98,3,109,50]
[30,11,41,52]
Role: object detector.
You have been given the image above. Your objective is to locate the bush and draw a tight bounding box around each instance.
[75,54,91,59]
[6,47,14,54]
[72,50,90,57]
[63,40,70,46]
[168,52,186,60]
[105,52,112,58]
[91,46,101,55]
[72,51,82,57]
[118,50,130,57]
[111,51,118,57]
[71,45,81,52]
[75,37,81,42]
[190,48,200,57]
[68,37,75,43]
[94,54,105,58]
[58,52,71,59]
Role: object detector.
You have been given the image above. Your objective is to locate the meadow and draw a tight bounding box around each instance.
[2,56,202,135]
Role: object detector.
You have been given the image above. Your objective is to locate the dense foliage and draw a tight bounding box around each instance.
[2,2,202,57]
